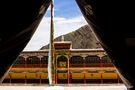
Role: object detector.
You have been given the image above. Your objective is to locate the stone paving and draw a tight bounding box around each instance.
[0,84,127,90]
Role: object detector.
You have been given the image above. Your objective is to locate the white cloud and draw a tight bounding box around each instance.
[23,16,87,51]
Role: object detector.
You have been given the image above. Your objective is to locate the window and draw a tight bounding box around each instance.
[102,55,111,63]
[41,56,48,64]
[15,56,25,64]
[70,56,83,64]
[85,56,100,64]
[26,56,40,64]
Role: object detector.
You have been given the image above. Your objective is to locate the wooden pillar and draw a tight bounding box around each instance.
[100,56,102,67]
[70,72,72,84]
[55,54,58,84]
[68,72,70,84]
[25,73,27,85]
[40,75,41,84]
[84,72,86,85]
[83,56,86,68]
[9,73,12,84]
[117,74,119,83]
[38,56,42,68]
[68,55,70,84]
[98,54,104,67]
[24,56,27,68]
[39,57,41,68]
[101,73,103,84]
[55,73,57,84]
[40,59,41,68]
[83,55,87,85]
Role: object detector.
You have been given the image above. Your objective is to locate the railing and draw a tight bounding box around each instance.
[3,72,123,84]
[12,63,114,69]
[12,64,48,68]
[69,63,114,67]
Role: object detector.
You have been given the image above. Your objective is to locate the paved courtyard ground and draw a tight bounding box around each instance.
[0,84,127,90]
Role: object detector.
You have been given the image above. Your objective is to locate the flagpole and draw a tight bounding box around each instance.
[48,0,55,86]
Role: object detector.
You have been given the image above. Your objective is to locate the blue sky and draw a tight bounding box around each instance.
[46,0,82,18]
[23,0,87,51]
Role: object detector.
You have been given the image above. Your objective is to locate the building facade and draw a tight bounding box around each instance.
[3,41,123,84]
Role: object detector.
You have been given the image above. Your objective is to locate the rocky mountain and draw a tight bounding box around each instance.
[40,25,102,50]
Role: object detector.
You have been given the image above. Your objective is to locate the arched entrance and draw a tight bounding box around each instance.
[57,55,68,68]
[56,55,68,84]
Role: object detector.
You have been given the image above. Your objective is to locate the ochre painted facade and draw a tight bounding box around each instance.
[3,41,123,84]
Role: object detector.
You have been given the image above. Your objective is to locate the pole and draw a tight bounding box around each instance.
[48,0,55,86]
